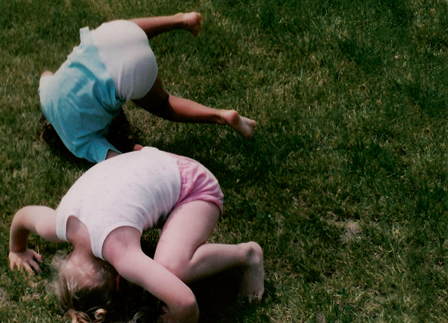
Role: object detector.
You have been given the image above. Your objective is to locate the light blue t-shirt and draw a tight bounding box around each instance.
[39,27,124,163]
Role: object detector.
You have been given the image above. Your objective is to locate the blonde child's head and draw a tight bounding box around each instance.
[52,252,118,323]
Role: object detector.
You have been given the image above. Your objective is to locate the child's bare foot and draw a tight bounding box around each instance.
[239,242,264,303]
[182,12,202,37]
[221,110,257,139]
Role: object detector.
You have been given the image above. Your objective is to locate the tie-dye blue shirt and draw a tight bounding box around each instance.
[39,27,124,163]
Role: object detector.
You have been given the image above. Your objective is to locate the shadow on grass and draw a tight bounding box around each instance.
[106,238,273,323]
[111,267,272,323]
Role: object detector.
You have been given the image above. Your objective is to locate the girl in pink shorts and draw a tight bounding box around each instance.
[9,147,264,323]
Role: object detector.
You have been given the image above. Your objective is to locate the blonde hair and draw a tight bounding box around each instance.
[66,308,107,323]
[52,253,117,323]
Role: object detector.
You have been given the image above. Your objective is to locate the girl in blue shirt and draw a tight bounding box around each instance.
[39,12,256,163]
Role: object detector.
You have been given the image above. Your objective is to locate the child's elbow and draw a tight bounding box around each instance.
[173,292,199,323]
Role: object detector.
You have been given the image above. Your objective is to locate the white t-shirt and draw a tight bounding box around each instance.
[56,147,181,259]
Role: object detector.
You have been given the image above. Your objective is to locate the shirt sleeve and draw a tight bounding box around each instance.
[74,136,121,163]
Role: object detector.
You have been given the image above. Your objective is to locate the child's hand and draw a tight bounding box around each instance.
[9,249,42,275]
[156,306,177,323]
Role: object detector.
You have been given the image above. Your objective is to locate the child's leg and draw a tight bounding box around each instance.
[131,12,202,39]
[153,201,264,303]
[133,77,257,139]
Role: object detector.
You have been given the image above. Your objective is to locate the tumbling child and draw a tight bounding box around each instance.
[9,147,264,323]
[39,12,256,163]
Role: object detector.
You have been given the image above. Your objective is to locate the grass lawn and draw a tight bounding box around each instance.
[2,0,448,322]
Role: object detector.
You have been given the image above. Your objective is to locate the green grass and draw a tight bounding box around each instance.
[2,0,448,322]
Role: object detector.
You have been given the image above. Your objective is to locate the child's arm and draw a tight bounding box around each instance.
[103,227,199,323]
[116,250,199,323]
[9,206,62,274]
